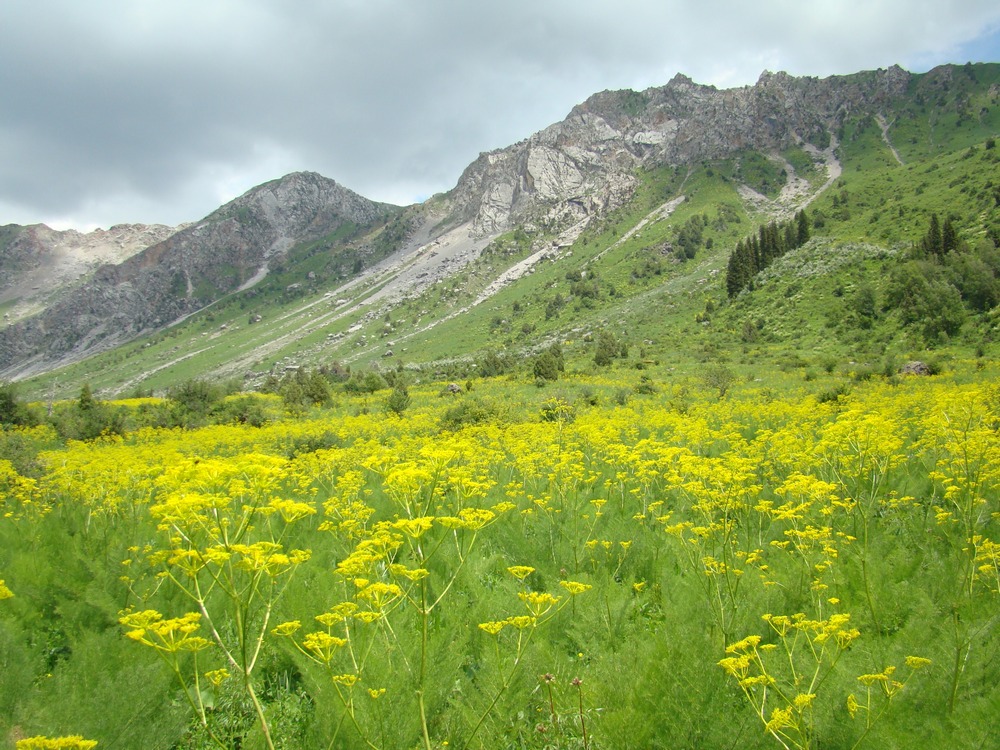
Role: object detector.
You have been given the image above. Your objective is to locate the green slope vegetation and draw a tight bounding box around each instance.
[7,65,1000,405]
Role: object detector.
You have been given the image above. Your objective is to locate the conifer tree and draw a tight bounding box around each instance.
[942,217,958,255]
[796,210,810,245]
[726,244,745,298]
[784,223,798,253]
[925,213,944,256]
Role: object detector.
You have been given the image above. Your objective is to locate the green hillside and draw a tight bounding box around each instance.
[10,67,998,403]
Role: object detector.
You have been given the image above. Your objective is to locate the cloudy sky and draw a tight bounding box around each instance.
[2,1,999,231]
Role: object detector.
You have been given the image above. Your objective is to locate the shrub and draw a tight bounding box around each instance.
[533,352,561,382]
[702,366,736,398]
[594,331,627,367]
[49,385,126,441]
[167,379,224,427]
[0,382,37,427]
[539,396,575,423]
[440,398,508,431]
[386,384,412,415]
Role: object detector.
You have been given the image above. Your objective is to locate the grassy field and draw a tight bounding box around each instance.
[2,359,999,749]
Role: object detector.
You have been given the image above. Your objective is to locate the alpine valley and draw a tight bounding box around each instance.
[1,62,998,396]
[1,63,1000,750]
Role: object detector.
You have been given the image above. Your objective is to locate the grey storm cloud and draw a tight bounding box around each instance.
[2,0,999,229]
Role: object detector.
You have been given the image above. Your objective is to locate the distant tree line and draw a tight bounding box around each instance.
[725,210,811,298]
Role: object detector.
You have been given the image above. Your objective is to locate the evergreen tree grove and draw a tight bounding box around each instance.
[725,210,811,298]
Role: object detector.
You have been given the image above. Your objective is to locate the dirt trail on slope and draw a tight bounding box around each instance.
[590,196,687,264]
[875,114,905,165]
[208,216,495,376]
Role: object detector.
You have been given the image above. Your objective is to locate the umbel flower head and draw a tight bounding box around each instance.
[119,610,213,654]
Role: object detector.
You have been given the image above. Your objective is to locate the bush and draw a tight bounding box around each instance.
[702,366,736,398]
[532,352,560,382]
[478,350,513,378]
[635,376,658,395]
[885,261,966,343]
[344,371,388,394]
[214,395,272,427]
[0,382,37,427]
[539,397,575,423]
[594,330,627,367]
[386,385,411,415]
[166,379,225,427]
[50,385,126,441]
[440,398,508,431]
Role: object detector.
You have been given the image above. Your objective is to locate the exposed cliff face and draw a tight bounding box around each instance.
[0,172,396,378]
[0,222,182,320]
[449,66,912,236]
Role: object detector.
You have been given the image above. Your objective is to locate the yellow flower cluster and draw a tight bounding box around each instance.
[119,610,213,654]
[16,737,98,750]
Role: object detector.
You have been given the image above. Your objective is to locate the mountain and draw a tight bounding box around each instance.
[2,62,999,395]
[0,222,183,323]
[0,172,400,379]
[448,66,911,236]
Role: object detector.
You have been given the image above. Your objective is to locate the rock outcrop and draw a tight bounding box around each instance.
[0,222,182,318]
[448,66,912,236]
[0,172,395,378]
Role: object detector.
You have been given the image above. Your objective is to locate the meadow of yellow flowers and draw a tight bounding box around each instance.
[1,367,998,749]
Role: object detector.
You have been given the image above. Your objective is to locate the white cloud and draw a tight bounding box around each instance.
[1,0,998,229]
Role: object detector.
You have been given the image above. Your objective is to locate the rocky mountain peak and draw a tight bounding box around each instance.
[0,171,398,379]
[445,65,920,239]
[211,171,390,239]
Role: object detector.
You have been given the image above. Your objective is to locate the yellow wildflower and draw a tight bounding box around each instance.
[478,621,506,636]
[272,621,302,636]
[16,736,98,750]
[204,668,230,686]
[507,565,535,580]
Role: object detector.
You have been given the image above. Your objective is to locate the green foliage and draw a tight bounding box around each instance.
[532,343,565,382]
[701,365,736,397]
[593,331,627,367]
[343,370,387,395]
[848,281,879,329]
[884,260,967,343]
[385,384,411,415]
[48,385,126,441]
[213,394,273,428]
[532,351,561,382]
[726,211,812,298]
[0,382,37,427]
[540,396,576,422]
[166,379,226,427]
[439,397,508,431]
[947,242,1000,312]
[478,350,514,378]
[674,213,707,260]
[736,150,787,197]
